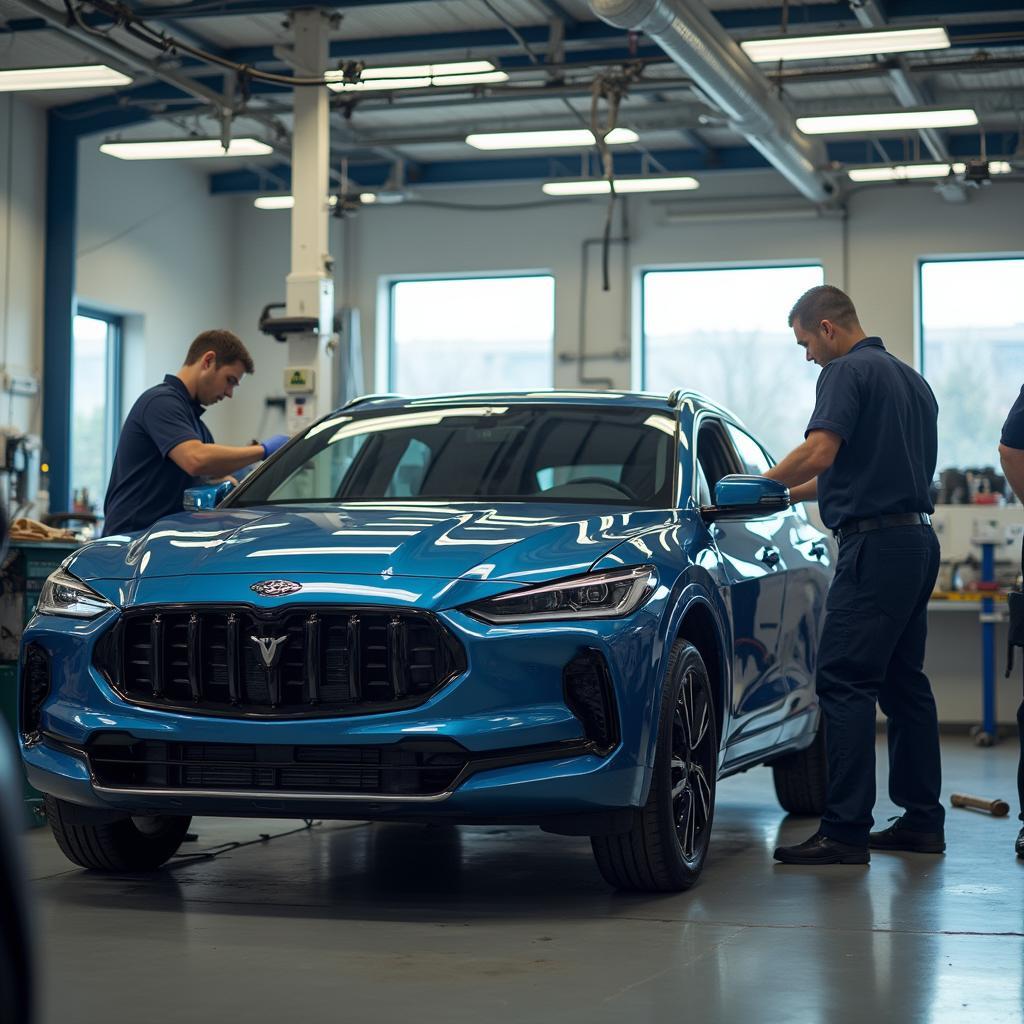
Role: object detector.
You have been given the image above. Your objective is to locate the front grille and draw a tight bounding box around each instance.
[87,735,469,796]
[95,607,464,717]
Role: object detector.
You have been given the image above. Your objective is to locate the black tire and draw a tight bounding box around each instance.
[45,796,190,871]
[591,640,718,893]
[771,718,828,816]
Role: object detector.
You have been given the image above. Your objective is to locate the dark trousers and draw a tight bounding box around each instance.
[1018,697,1024,822]
[816,524,944,846]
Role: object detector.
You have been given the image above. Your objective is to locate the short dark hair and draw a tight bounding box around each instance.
[788,285,860,330]
[184,329,255,375]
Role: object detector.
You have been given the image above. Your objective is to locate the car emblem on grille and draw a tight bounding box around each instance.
[250,579,302,597]
[250,634,288,669]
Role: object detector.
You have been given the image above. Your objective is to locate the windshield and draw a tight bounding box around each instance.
[228,403,678,507]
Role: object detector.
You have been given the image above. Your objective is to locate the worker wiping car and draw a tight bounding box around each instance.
[102,329,288,536]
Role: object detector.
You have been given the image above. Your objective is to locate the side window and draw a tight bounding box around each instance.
[724,423,772,476]
[694,463,712,506]
[696,419,742,495]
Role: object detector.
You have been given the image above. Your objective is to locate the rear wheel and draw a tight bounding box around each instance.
[771,719,828,816]
[591,640,718,892]
[45,796,190,871]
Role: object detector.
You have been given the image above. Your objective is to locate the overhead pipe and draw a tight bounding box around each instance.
[587,0,834,203]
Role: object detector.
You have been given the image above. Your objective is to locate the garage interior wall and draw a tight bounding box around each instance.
[0,97,46,440]
[74,143,238,440]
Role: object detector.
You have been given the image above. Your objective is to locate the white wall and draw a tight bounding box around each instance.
[0,96,46,439]
[75,143,239,439]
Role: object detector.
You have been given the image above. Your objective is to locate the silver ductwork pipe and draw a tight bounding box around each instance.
[588,0,834,203]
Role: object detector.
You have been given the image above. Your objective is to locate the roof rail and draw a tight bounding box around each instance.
[667,389,685,408]
[340,393,403,410]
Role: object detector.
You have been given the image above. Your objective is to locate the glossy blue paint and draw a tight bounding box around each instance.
[183,481,234,510]
[21,391,833,826]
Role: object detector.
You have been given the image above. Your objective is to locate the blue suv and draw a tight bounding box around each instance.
[20,391,833,891]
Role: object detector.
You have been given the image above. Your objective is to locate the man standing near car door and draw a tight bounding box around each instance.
[102,329,289,537]
[764,285,945,865]
[997,388,1024,859]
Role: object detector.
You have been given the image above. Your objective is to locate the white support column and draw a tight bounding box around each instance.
[285,8,335,433]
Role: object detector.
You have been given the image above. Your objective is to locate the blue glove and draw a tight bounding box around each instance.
[260,434,289,459]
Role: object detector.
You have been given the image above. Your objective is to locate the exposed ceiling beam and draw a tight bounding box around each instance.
[207,130,1020,196]
[851,0,950,162]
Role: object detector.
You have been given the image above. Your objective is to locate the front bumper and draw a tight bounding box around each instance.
[21,593,669,824]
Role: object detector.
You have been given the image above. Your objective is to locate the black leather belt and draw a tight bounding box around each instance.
[833,512,931,544]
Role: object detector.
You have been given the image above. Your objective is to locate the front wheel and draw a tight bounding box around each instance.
[45,796,190,871]
[591,640,718,892]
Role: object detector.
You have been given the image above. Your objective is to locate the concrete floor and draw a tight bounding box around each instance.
[24,736,1024,1024]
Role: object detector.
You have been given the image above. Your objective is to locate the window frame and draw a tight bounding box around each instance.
[915,252,1024,374]
[379,270,556,393]
[635,260,824,393]
[71,305,123,509]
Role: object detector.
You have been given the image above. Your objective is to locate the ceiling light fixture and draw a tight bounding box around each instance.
[797,108,978,135]
[848,160,1013,182]
[326,60,507,92]
[0,64,133,92]
[254,195,340,209]
[742,27,949,63]
[467,128,638,150]
[101,138,274,160]
[542,176,699,196]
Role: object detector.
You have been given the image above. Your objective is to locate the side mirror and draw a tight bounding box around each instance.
[183,480,235,511]
[702,474,790,522]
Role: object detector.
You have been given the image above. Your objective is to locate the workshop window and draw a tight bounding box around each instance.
[641,264,824,459]
[388,275,554,394]
[920,257,1024,474]
[71,310,122,515]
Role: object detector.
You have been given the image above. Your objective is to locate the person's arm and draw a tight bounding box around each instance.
[765,431,842,489]
[169,440,264,478]
[999,444,1024,503]
[790,479,818,503]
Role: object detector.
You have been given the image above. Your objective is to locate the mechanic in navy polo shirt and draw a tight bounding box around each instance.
[998,388,1024,860]
[762,285,945,866]
[102,329,288,536]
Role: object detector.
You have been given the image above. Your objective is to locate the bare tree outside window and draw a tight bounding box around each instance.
[642,265,824,459]
[920,258,1024,473]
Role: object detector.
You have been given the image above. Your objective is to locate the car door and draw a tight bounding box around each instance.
[696,417,790,758]
[722,421,832,748]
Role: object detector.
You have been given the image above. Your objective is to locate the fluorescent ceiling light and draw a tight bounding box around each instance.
[848,160,1013,182]
[797,108,978,135]
[467,128,638,150]
[0,64,133,92]
[543,176,699,196]
[326,60,507,92]
[742,27,949,63]
[101,138,273,160]
[254,195,340,209]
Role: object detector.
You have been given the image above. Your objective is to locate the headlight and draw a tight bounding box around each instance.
[465,565,657,624]
[36,568,115,619]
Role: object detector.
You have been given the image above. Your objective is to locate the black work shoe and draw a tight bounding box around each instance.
[1016,827,1024,859]
[869,816,946,854]
[773,832,870,865]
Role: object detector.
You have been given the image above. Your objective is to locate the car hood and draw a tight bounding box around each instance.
[69,503,681,584]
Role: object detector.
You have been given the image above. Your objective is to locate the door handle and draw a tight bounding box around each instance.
[809,543,827,560]
[759,546,781,568]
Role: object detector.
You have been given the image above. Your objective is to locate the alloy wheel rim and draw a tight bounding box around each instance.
[670,668,714,863]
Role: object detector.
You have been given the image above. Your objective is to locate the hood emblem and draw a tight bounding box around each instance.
[251,634,287,670]
[251,579,302,598]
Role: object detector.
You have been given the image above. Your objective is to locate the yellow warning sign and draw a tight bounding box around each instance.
[284,367,315,393]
